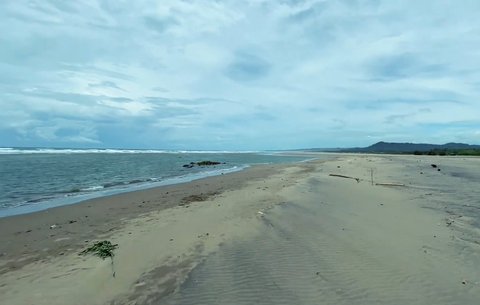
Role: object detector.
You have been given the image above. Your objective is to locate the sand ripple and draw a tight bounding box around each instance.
[166,192,478,305]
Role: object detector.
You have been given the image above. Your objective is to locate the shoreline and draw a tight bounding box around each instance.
[0,152,318,218]
[0,162,288,273]
[2,154,480,304]
[0,164,248,218]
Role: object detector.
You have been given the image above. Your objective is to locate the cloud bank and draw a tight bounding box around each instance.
[1,0,480,149]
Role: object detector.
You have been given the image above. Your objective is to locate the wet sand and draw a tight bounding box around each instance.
[1,155,480,304]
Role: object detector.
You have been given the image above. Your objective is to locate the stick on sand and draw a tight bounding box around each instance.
[375,182,406,187]
[329,174,360,183]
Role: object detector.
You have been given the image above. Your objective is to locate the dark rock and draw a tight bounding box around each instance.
[196,161,222,166]
[183,161,224,168]
[431,164,437,168]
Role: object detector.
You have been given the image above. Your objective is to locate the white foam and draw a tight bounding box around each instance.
[0,148,261,155]
[81,185,105,191]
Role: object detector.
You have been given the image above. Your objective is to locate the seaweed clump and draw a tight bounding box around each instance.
[80,240,118,259]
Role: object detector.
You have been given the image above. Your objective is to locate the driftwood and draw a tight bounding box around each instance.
[329,174,360,183]
[375,182,406,187]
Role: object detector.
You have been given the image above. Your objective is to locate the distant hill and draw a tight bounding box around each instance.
[344,141,480,153]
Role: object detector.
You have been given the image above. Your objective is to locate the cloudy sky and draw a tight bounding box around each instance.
[1,0,480,150]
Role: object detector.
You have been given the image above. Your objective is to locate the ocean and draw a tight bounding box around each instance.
[0,148,312,217]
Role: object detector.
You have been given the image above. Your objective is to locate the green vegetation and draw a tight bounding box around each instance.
[80,240,118,259]
[413,149,480,156]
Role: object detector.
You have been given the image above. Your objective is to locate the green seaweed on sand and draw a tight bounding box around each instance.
[80,240,118,259]
[81,240,119,277]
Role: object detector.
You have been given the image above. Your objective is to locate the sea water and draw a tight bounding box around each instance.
[0,148,311,217]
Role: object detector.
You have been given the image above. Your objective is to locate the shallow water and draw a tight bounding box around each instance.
[0,150,310,216]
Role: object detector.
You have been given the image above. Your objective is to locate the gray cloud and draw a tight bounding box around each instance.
[88,81,124,91]
[225,52,271,82]
[367,53,448,81]
[144,15,179,34]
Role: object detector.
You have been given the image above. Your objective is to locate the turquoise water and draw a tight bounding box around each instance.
[0,148,311,217]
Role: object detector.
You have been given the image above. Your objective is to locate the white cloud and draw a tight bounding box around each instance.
[1,0,480,149]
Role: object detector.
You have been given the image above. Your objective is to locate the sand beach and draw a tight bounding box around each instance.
[1,154,480,304]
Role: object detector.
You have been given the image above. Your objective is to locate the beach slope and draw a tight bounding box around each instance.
[1,155,480,304]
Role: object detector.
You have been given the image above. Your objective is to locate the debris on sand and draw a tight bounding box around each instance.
[375,183,406,187]
[329,174,360,183]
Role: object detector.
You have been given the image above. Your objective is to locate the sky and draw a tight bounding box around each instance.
[1,0,480,150]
